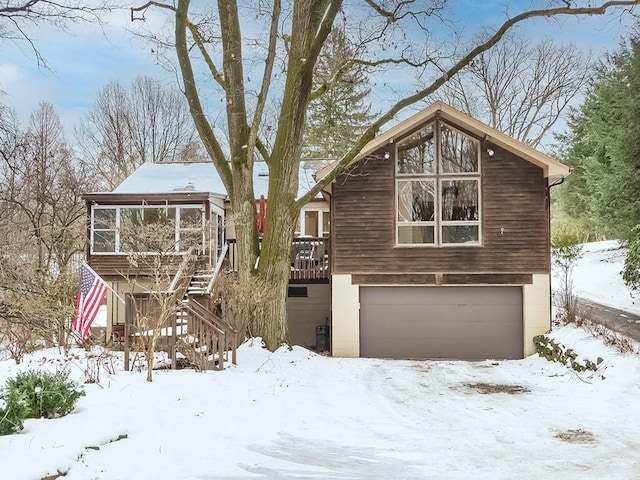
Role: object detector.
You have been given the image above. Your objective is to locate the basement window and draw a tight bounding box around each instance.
[288,286,308,298]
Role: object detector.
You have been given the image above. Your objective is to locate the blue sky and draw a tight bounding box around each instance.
[0,2,635,139]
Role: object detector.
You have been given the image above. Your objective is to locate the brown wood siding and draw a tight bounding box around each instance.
[332,143,550,279]
[351,273,532,285]
[87,254,186,279]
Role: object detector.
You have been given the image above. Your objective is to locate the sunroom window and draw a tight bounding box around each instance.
[90,205,206,255]
[92,208,116,252]
[396,121,481,246]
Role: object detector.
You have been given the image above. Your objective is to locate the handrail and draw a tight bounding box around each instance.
[225,236,330,281]
[167,269,183,293]
[179,295,237,369]
[187,296,236,335]
[204,242,229,294]
[182,301,226,337]
[167,246,198,293]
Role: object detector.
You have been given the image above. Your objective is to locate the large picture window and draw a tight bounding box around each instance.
[91,205,206,254]
[396,121,481,246]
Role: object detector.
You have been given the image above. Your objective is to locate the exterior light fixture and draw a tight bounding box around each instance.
[487,148,495,157]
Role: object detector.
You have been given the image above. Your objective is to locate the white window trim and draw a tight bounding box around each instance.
[395,120,482,247]
[90,204,210,255]
[298,207,330,237]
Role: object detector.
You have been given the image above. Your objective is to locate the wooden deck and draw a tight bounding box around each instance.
[226,237,331,283]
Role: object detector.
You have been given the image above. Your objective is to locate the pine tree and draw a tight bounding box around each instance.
[303,28,375,161]
[558,32,640,241]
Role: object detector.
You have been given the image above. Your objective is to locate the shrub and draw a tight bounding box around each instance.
[6,370,85,420]
[533,335,603,373]
[551,228,583,323]
[0,388,29,435]
[622,225,640,292]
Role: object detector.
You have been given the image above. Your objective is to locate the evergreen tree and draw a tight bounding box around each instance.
[558,32,640,241]
[303,28,375,161]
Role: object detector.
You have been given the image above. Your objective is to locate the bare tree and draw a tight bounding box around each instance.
[434,33,592,147]
[0,0,115,67]
[119,219,193,382]
[76,76,204,190]
[130,0,640,350]
[0,102,88,350]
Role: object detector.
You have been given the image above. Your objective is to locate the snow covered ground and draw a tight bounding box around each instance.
[567,240,640,314]
[0,242,639,480]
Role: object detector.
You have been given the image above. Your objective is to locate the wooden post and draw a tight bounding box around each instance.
[124,320,130,372]
[171,307,178,370]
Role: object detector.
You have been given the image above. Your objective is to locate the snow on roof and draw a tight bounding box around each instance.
[112,161,321,199]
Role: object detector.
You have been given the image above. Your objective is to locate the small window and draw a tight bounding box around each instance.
[288,286,308,298]
[178,207,203,252]
[92,208,116,253]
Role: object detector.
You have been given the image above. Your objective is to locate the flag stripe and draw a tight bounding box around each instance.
[74,263,108,342]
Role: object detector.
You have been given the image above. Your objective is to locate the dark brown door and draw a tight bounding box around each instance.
[360,286,523,360]
[126,294,162,328]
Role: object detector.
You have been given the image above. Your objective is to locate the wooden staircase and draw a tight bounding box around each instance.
[173,251,237,370]
[123,245,237,372]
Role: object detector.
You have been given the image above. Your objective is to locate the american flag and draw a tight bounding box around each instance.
[73,263,108,341]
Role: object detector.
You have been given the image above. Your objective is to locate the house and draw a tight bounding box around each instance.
[321,101,568,360]
[82,160,332,364]
[83,101,568,363]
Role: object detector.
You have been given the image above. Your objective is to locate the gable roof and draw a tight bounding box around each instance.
[113,162,227,195]
[317,101,569,184]
[106,161,322,199]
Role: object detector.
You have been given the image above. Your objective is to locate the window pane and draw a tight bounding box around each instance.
[442,225,479,244]
[440,124,479,173]
[304,210,319,236]
[93,209,115,229]
[180,208,201,229]
[121,208,143,228]
[441,180,479,221]
[179,230,202,252]
[398,180,435,222]
[322,211,330,235]
[93,231,116,252]
[144,208,168,225]
[397,123,435,174]
[119,208,142,252]
[398,225,435,244]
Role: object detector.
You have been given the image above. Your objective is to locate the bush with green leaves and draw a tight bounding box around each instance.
[622,226,640,292]
[0,388,29,435]
[551,228,583,323]
[0,370,85,435]
[534,335,603,373]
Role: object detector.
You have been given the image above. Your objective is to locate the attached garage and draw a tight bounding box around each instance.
[360,286,523,360]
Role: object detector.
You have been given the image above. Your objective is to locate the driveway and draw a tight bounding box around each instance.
[578,297,640,343]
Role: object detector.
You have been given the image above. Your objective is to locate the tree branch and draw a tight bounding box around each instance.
[130,1,175,21]
[174,0,232,191]
[298,0,640,204]
[248,0,280,166]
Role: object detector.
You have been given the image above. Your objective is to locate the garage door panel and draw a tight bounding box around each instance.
[360,286,523,360]
[360,286,521,306]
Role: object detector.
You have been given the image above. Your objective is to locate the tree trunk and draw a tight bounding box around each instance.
[146,334,157,382]
[230,163,260,278]
[257,190,297,350]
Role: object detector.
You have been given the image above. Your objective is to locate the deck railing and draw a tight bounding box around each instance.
[225,236,330,281]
